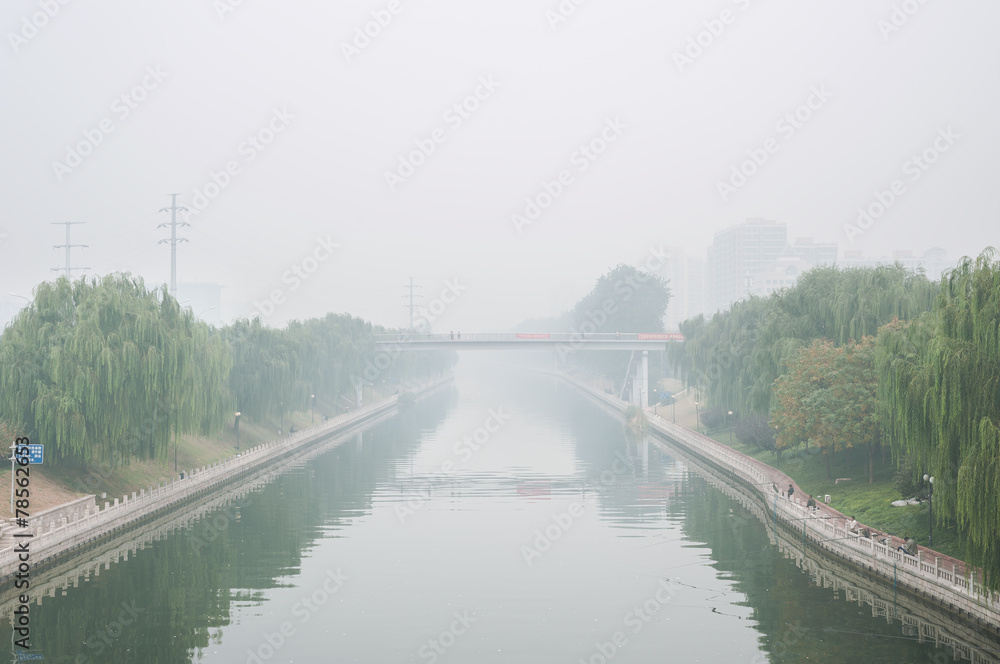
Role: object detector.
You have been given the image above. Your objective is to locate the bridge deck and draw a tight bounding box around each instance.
[372,332,683,351]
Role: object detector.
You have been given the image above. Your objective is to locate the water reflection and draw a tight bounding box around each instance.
[0,366,996,663]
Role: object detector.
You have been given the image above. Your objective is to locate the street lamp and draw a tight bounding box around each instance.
[923,474,934,546]
[311,394,316,423]
[728,410,734,444]
[695,401,701,434]
[235,412,241,449]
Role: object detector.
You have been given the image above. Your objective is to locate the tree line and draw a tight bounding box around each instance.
[0,274,455,469]
[670,250,1000,589]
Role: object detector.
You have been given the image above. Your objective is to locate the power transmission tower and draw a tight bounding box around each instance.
[158,193,189,297]
[401,277,423,330]
[50,222,90,277]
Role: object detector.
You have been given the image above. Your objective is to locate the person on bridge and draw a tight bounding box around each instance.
[787,484,794,499]
[806,495,817,511]
[457,331,461,340]
[450,331,454,340]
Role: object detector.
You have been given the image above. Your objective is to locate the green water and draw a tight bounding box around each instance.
[3,362,994,663]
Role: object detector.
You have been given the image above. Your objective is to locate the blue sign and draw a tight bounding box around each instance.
[16,444,43,465]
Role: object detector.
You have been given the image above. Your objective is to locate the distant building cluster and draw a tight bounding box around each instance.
[659,218,951,328]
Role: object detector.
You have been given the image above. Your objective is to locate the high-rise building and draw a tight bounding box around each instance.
[661,248,705,330]
[706,218,788,313]
[789,236,838,266]
[839,247,951,280]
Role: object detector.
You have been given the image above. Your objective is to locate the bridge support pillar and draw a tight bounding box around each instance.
[639,351,648,409]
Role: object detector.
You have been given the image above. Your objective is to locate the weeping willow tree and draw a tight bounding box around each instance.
[223,314,455,425]
[671,264,936,417]
[223,318,304,424]
[0,275,232,467]
[875,249,1000,588]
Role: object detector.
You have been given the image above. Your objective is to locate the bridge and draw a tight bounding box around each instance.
[372,332,683,351]
[372,332,684,409]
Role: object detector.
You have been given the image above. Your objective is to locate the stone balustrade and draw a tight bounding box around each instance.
[565,373,1000,629]
[0,375,452,579]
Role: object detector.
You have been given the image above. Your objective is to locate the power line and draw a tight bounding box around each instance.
[402,277,423,330]
[157,193,189,297]
[50,222,89,277]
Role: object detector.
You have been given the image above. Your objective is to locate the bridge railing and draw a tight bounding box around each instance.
[372,332,683,343]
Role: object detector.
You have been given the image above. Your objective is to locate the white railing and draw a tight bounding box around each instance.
[0,375,453,577]
[372,332,684,343]
[564,373,1000,621]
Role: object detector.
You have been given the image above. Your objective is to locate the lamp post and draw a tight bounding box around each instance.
[235,412,241,450]
[923,474,934,546]
[311,394,315,424]
[728,410,734,444]
[695,401,701,434]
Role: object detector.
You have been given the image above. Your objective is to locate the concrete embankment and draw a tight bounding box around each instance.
[0,375,453,581]
[559,372,1000,633]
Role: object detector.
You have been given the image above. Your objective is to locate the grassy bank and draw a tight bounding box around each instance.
[657,378,963,560]
[0,384,398,520]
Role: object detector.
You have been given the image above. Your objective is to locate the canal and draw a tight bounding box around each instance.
[3,360,993,663]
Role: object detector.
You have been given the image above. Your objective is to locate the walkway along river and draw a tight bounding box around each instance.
[0,376,453,583]
[1,364,997,662]
[560,370,1000,637]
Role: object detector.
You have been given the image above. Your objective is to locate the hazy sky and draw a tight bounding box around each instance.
[3,1,998,330]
